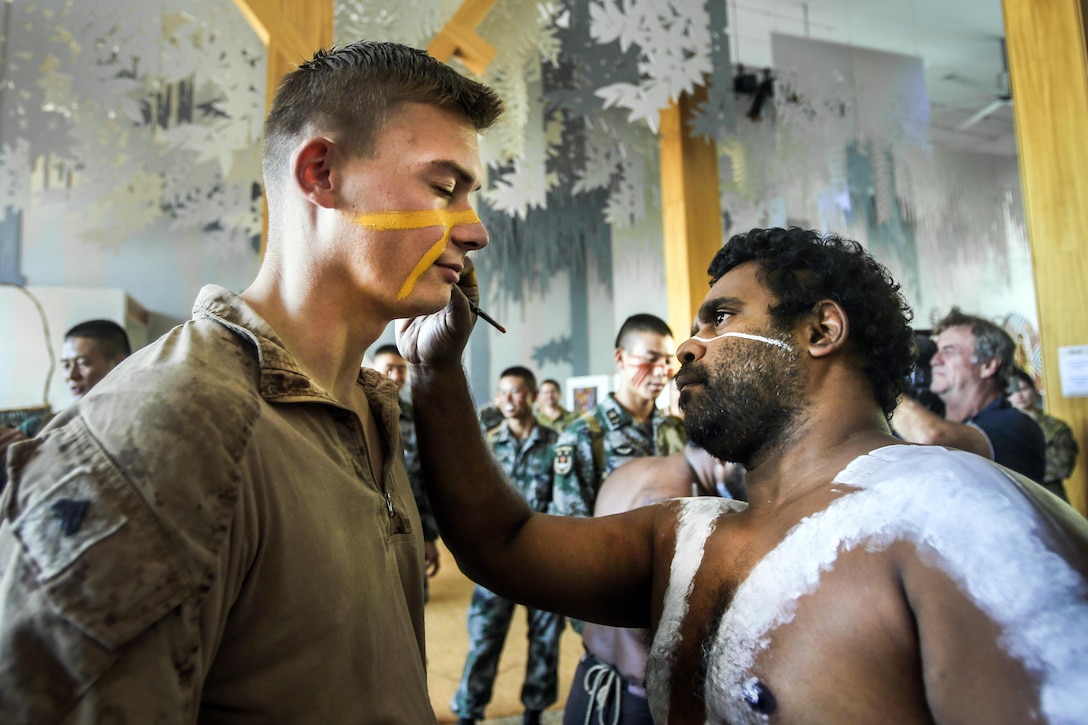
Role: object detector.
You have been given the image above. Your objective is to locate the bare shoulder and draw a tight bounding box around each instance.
[870,446,1088,723]
[598,454,701,515]
[651,444,1088,724]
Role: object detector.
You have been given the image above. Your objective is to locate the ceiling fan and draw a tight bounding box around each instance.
[955,38,1012,132]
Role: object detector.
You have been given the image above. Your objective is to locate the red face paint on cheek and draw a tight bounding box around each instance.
[628,362,654,388]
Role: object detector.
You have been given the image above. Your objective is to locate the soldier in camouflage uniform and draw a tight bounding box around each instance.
[1009,368,1080,502]
[371,345,440,590]
[535,378,581,433]
[452,366,563,725]
[551,314,687,520]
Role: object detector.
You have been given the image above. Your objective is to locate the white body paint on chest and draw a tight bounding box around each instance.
[648,445,1088,725]
[645,497,747,724]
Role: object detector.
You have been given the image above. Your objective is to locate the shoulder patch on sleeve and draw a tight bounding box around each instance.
[9,421,195,650]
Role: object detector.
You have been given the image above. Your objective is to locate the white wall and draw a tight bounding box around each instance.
[1,286,148,412]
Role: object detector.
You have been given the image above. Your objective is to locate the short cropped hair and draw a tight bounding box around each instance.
[373,343,403,359]
[500,365,537,393]
[615,314,673,351]
[64,319,132,360]
[935,308,1016,391]
[540,378,561,390]
[262,40,504,206]
[708,227,915,419]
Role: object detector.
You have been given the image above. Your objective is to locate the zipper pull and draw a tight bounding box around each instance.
[385,491,395,518]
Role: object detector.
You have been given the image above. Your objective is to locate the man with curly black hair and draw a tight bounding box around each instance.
[404,226,1088,724]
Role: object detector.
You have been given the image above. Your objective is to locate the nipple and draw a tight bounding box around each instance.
[741,677,778,716]
[691,331,792,350]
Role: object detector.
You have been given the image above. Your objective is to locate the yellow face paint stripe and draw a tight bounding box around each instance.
[350,208,482,300]
[352,208,480,231]
[397,233,450,299]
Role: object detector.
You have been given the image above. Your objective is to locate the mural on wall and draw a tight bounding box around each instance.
[0,0,264,323]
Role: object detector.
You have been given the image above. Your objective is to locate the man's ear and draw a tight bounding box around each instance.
[613,347,625,369]
[978,357,1001,380]
[803,299,849,359]
[292,137,338,208]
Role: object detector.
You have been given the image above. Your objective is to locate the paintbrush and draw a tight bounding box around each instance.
[468,300,507,334]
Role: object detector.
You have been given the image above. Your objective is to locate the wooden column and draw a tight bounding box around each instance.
[427,0,499,76]
[231,0,333,255]
[1003,0,1088,515]
[659,85,724,342]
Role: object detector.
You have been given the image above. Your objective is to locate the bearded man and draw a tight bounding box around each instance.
[402,227,1088,724]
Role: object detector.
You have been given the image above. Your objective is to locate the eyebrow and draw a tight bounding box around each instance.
[692,296,744,334]
[428,160,481,192]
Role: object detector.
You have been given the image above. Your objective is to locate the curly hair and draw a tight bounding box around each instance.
[934,308,1016,392]
[262,40,504,207]
[708,227,915,418]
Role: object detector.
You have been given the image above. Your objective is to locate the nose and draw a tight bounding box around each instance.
[450,215,488,252]
[677,337,705,364]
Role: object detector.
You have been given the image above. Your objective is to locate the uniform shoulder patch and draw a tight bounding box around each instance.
[553,445,573,476]
[605,408,622,427]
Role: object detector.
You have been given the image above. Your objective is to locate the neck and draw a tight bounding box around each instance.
[241,263,386,405]
[942,386,1000,423]
[539,402,562,418]
[506,416,536,439]
[613,387,655,423]
[742,394,897,512]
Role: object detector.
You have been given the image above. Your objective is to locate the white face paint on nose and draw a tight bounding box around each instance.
[691,331,793,350]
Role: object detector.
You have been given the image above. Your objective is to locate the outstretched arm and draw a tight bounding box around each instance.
[892,396,991,459]
[397,266,658,627]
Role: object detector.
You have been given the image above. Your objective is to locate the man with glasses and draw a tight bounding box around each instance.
[551,314,687,520]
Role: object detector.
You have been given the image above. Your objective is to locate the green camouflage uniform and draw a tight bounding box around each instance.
[399,398,438,603]
[550,394,687,519]
[1038,412,1080,502]
[451,421,564,720]
[399,398,438,543]
[535,407,581,434]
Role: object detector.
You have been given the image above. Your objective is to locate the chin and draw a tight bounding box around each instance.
[401,289,451,316]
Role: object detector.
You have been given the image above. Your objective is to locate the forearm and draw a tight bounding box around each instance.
[893,397,991,459]
[409,361,535,584]
[410,360,656,626]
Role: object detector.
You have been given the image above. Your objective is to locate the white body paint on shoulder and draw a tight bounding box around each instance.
[686,445,1088,725]
[645,497,747,724]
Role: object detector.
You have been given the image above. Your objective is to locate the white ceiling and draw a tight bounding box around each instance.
[728,0,1016,156]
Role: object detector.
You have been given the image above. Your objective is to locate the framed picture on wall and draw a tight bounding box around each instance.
[566,374,612,415]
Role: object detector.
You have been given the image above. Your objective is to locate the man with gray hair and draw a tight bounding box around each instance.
[894,308,1045,482]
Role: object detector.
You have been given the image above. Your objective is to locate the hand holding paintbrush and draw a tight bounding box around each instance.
[457,261,506,334]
